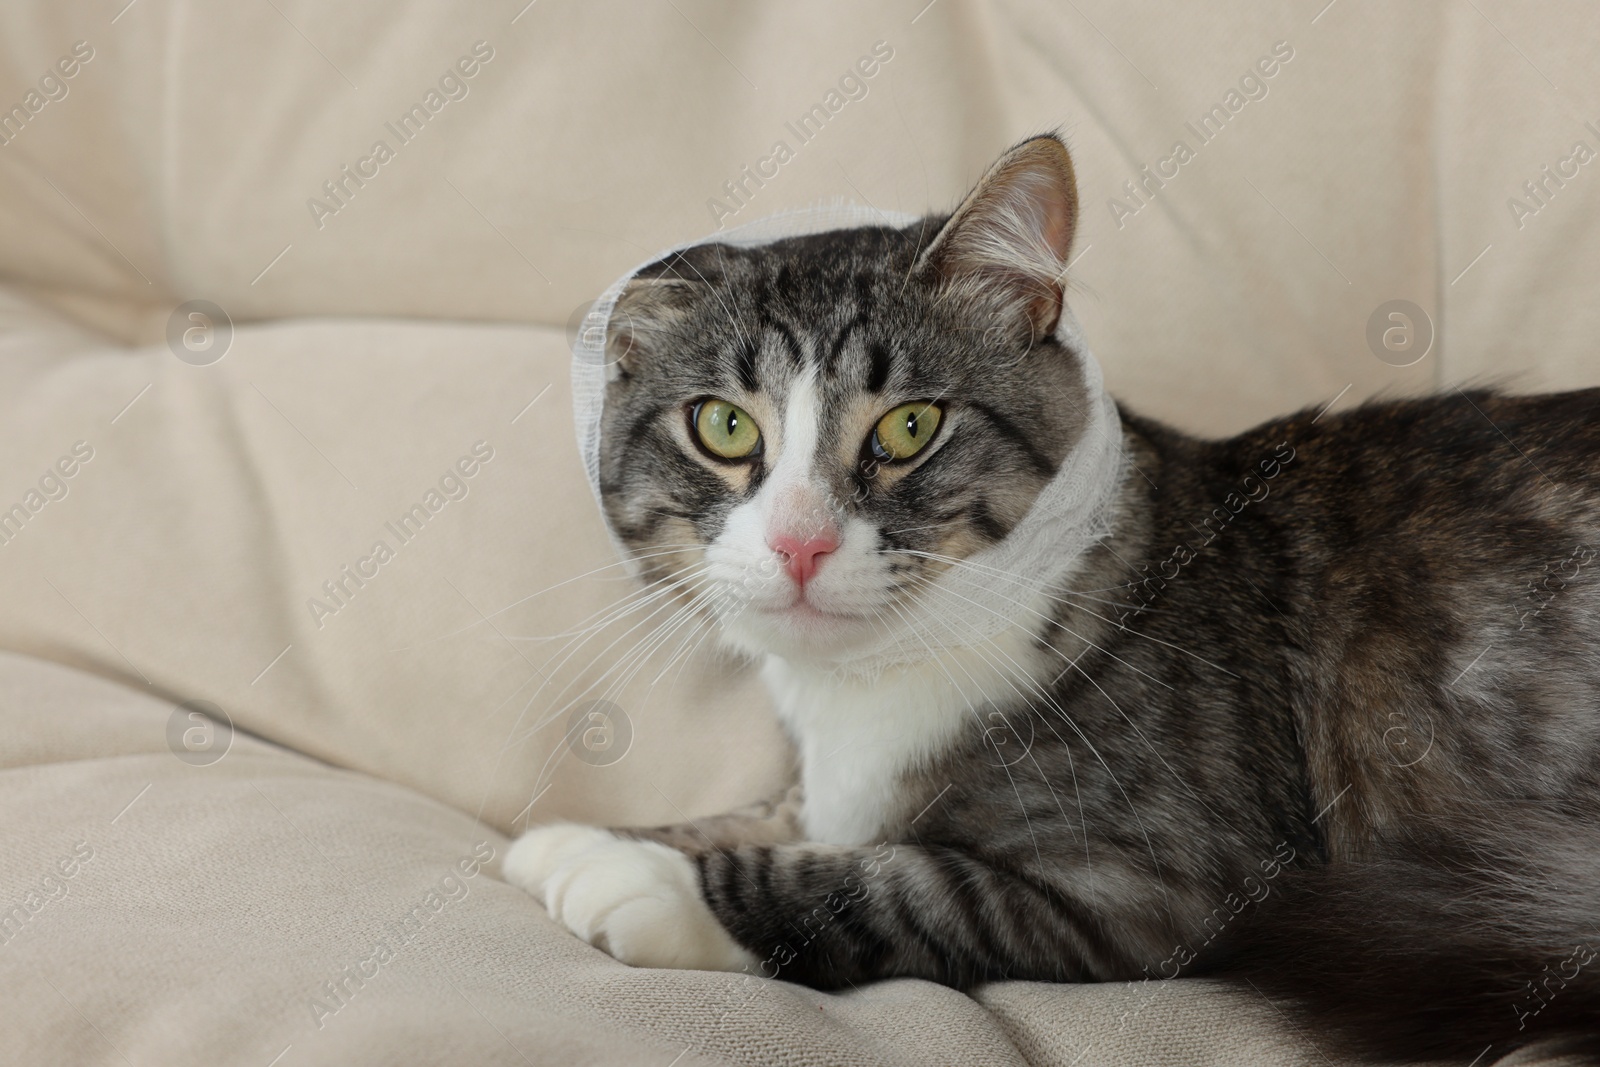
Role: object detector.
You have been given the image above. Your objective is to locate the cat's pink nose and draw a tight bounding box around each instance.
[770,531,839,587]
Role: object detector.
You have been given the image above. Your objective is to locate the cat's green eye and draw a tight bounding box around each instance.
[871,402,943,462]
[693,399,762,460]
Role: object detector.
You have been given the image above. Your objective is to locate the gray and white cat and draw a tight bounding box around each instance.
[505,135,1600,1061]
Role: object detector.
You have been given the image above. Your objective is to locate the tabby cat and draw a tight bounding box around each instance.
[505,134,1600,1061]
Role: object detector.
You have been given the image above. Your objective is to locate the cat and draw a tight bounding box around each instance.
[504,133,1600,1061]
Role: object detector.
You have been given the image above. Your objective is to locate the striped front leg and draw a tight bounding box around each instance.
[694,841,1112,987]
[508,824,1121,986]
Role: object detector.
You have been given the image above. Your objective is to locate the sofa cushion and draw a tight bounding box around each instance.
[3,2,1597,436]
[0,292,789,834]
[0,649,1361,1067]
[2,1,1599,1064]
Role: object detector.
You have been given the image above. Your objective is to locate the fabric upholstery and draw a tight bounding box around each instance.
[2,1,1596,1062]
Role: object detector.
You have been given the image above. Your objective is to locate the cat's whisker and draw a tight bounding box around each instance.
[1051,588,1168,612]
[673,247,755,356]
[643,595,731,696]
[897,213,936,297]
[901,576,1181,916]
[507,572,704,643]
[879,517,970,539]
[885,595,1161,946]
[646,570,746,688]
[584,580,723,712]
[915,562,1239,852]
[893,555,1175,693]
[552,577,749,775]
[881,598,1066,875]
[455,596,695,773]
[903,547,1162,613]
[666,610,728,689]
[901,577,1172,781]
[523,566,724,728]
[546,608,701,755]
[497,565,716,758]
[882,598,1053,869]
[509,566,718,738]
[386,544,710,651]
[947,582,1242,850]
[651,608,719,688]
[901,549,1235,681]
[472,565,713,816]
[508,588,720,810]
[499,565,711,688]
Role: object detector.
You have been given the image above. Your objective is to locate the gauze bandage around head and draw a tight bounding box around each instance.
[570,202,1127,674]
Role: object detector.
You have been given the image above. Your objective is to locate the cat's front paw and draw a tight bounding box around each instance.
[502,823,617,896]
[504,824,756,972]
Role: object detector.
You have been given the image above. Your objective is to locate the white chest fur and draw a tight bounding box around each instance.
[761,621,1051,846]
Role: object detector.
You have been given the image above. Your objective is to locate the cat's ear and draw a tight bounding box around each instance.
[605,251,719,375]
[916,134,1078,341]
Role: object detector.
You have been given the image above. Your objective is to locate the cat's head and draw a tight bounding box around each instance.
[595,135,1095,665]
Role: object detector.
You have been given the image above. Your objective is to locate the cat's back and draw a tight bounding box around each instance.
[1162,387,1600,551]
[1162,388,1600,847]
[1282,386,1599,492]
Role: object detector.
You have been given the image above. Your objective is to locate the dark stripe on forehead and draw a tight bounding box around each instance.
[769,320,805,370]
[820,272,877,378]
[751,275,793,378]
[735,340,760,393]
[866,342,891,392]
[826,318,857,377]
[852,271,874,318]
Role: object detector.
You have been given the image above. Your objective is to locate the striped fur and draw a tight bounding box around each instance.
[531,135,1600,1060]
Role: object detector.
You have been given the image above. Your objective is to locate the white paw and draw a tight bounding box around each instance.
[504,824,756,972]
[502,823,616,896]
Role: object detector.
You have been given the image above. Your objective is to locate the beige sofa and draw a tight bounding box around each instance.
[2,2,1596,1063]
